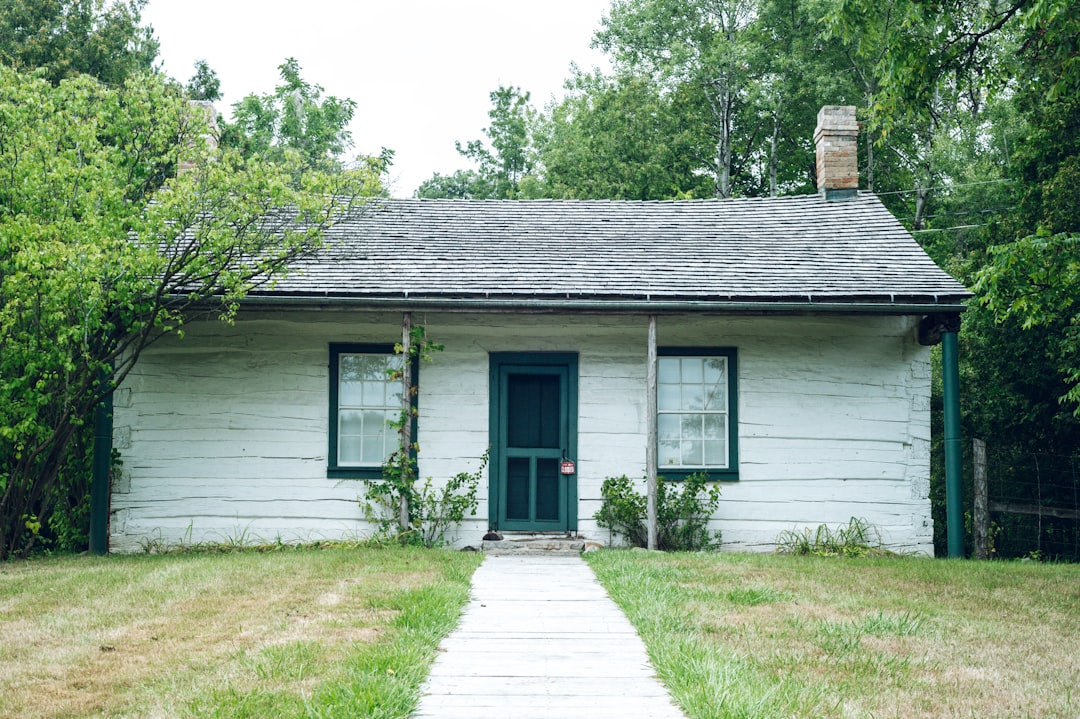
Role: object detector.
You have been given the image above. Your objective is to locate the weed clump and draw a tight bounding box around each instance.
[775,517,896,557]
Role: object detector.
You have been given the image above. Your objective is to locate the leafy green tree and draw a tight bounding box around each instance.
[538,70,712,199]
[456,85,538,199]
[414,169,493,199]
[222,57,363,171]
[185,59,221,102]
[0,67,386,559]
[0,0,158,85]
[595,0,762,197]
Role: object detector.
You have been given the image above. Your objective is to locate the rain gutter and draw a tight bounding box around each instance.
[226,295,968,315]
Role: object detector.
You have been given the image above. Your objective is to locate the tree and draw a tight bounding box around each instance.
[0,0,158,85]
[0,67,386,559]
[185,59,221,102]
[454,85,539,199]
[417,85,539,200]
[414,169,493,199]
[538,69,712,199]
[595,0,762,197]
[222,57,362,171]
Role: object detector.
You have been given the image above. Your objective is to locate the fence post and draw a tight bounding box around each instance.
[973,438,988,560]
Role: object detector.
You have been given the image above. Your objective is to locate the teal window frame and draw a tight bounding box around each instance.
[328,343,416,480]
[657,347,739,481]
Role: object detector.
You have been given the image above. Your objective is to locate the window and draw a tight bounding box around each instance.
[657,348,738,479]
[328,344,403,478]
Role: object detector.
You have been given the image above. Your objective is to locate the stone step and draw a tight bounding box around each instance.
[480,533,591,556]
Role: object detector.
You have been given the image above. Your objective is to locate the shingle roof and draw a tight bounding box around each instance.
[264,194,970,311]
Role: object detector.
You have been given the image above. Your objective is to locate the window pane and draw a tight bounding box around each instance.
[704,439,727,467]
[703,358,724,384]
[658,383,681,411]
[339,410,364,435]
[339,436,363,464]
[658,358,680,383]
[361,429,386,464]
[682,414,702,440]
[681,358,703,382]
[340,378,362,405]
[704,381,726,411]
[361,355,390,380]
[681,440,703,466]
[703,414,726,440]
[362,380,385,405]
[659,441,681,466]
[682,384,704,411]
[658,414,680,440]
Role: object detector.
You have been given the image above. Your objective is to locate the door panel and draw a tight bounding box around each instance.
[507,374,560,448]
[534,457,560,521]
[506,457,530,521]
[489,354,578,532]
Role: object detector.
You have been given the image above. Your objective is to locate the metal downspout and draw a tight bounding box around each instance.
[89,372,112,555]
[942,329,964,558]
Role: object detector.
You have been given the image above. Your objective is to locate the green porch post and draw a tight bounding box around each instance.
[920,313,965,559]
[942,323,964,558]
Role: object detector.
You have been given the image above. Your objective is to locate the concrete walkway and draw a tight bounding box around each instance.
[413,555,687,719]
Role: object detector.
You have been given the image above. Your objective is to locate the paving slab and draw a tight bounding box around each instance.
[413,555,687,719]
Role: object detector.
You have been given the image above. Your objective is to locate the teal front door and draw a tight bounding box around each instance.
[489,353,578,532]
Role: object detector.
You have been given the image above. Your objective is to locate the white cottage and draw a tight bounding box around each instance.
[108,107,970,554]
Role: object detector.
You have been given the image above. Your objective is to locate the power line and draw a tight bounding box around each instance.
[911,223,991,233]
[873,178,1012,197]
[896,206,1014,222]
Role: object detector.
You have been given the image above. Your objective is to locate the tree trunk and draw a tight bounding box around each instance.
[865,124,875,193]
[769,97,782,197]
[914,185,930,230]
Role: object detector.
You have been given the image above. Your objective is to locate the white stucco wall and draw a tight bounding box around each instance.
[109,310,933,554]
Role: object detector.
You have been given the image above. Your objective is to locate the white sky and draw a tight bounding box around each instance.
[143,1,613,197]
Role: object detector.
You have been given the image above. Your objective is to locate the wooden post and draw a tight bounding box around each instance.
[400,312,413,533]
[973,438,989,560]
[646,315,658,551]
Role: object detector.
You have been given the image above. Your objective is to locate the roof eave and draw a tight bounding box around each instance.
[223,293,970,315]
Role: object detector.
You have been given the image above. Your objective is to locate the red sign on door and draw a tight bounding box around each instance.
[560,459,576,475]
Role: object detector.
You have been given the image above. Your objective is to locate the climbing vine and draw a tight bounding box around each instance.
[360,325,484,546]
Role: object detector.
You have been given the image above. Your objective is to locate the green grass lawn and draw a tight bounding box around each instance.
[0,545,482,718]
[585,550,1080,719]
[4,546,1077,718]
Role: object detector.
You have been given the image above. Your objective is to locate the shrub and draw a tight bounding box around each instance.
[594,473,721,551]
[361,452,487,548]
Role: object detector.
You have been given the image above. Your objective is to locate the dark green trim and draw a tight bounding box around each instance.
[488,352,579,532]
[942,330,964,558]
[328,343,417,480]
[657,347,739,481]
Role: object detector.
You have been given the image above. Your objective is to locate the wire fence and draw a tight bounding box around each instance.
[984,447,1080,561]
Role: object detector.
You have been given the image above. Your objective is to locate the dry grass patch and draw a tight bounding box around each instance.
[0,545,481,718]
[587,550,1080,719]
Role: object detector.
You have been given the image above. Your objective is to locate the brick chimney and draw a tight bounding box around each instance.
[177,101,219,176]
[814,105,859,201]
